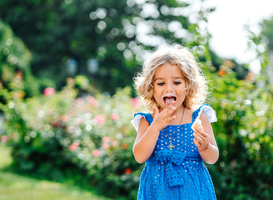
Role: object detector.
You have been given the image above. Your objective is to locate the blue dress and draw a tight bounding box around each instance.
[131,104,217,200]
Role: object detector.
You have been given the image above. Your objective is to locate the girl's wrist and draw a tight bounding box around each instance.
[198,142,209,152]
[150,122,163,133]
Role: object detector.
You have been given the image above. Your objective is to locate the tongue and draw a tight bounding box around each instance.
[165,97,175,107]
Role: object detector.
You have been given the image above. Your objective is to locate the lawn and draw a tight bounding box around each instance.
[0,145,117,200]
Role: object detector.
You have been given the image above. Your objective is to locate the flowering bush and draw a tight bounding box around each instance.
[203,61,273,199]
[1,83,142,198]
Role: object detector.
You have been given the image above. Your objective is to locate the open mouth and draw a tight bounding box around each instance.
[163,96,176,107]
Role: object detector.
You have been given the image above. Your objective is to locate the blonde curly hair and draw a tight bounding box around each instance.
[134,45,208,112]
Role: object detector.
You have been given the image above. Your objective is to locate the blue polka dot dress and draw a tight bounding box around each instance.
[131,104,217,200]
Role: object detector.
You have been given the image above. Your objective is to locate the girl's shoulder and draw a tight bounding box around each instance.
[131,112,153,132]
[192,104,217,123]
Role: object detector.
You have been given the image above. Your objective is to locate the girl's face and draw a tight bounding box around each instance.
[153,62,187,112]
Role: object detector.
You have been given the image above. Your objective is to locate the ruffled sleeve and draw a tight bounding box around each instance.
[192,104,217,123]
[131,112,153,132]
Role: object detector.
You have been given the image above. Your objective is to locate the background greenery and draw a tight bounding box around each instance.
[1,0,273,199]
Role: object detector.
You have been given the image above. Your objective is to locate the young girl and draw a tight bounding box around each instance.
[131,45,219,199]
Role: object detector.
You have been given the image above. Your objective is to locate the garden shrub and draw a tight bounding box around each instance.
[206,66,273,199]
[1,82,142,199]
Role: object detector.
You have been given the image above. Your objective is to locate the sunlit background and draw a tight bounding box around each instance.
[0,0,273,199]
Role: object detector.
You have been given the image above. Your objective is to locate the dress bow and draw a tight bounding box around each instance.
[155,150,187,187]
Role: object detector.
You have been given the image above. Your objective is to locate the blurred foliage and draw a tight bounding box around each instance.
[205,26,273,199]
[1,80,142,199]
[0,20,57,102]
[261,16,273,51]
[0,20,39,99]
[0,0,247,94]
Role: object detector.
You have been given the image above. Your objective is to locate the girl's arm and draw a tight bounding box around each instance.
[193,112,219,164]
[132,118,161,163]
[133,101,176,164]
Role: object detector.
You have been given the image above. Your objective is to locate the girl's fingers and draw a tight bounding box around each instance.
[163,101,176,115]
[167,106,176,117]
[161,102,176,123]
[194,128,209,139]
[197,129,209,138]
[194,138,201,148]
[193,132,203,143]
[168,115,176,122]
[193,130,205,141]
[153,107,159,115]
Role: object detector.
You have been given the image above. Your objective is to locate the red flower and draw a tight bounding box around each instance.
[1,135,9,143]
[53,120,59,127]
[68,142,79,151]
[94,115,105,125]
[122,143,128,149]
[125,168,132,175]
[110,114,119,121]
[92,149,100,157]
[219,70,226,76]
[43,87,55,96]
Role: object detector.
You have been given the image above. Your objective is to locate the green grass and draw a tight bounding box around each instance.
[0,145,115,200]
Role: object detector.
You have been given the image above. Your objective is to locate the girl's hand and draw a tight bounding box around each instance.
[153,101,176,131]
[193,128,209,151]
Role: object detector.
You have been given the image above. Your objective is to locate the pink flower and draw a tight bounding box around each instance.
[69,110,76,116]
[102,143,110,149]
[94,115,105,125]
[125,168,132,175]
[68,142,79,151]
[43,87,55,96]
[75,117,82,124]
[130,98,140,109]
[92,149,100,157]
[110,114,119,121]
[75,98,84,105]
[102,136,111,143]
[86,95,98,107]
[60,115,70,122]
[1,135,9,143]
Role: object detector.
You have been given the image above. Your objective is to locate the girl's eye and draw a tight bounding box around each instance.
[157,82,164,86]
[174,82,181,85]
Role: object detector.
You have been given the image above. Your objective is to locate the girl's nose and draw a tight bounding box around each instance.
[165,82,173,93]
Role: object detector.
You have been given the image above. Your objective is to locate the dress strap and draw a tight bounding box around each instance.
[131,112,153,132]
[192,104,217,123]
